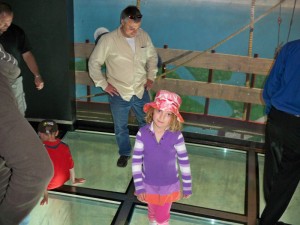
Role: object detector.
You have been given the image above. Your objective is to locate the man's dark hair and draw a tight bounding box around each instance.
[120,5,142,22]
[0,2,13,14]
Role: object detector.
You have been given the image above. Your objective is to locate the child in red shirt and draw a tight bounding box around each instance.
[38,120,85,205]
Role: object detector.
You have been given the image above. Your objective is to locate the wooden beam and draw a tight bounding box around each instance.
[74,43,274,75]
[74,43,269,105]
[157,48,274,75]
[74,43,95,58]
[153,78,264,105]
[76,101,265,136]
[75,71,94,85]
[75,73,264,104]
[246,150,259,225]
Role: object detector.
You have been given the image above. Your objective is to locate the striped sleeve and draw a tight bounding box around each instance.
[132,130,145,194]
[0,44,18,65]
[175,133,192,195]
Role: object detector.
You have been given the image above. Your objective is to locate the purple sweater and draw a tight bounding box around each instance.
[132,123,192,195]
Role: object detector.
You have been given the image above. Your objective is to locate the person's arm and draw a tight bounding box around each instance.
[88,40,119,96]
[262,44,287,114]
[40,190,49,205]
[88,38,109,90]
[69,168,85,185]
[132,130,146,199]
[175,133,192,199]
[22,51,44,90]
[69,167,75,183]
[0,44,18,66]
[145,33,158,86]
[0,44,21,84]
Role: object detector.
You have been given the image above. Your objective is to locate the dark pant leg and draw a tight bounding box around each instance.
[0,74,53,225]
[263,115,284,201]
[260,108,300,224]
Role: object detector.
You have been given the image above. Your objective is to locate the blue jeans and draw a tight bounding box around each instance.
[109,90,150,156]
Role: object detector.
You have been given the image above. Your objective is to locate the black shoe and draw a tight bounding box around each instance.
[117,156,130,167]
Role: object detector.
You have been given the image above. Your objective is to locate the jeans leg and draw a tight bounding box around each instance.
[109,95,132,156]
[131,90,150,128]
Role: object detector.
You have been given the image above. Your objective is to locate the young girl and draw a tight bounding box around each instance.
[132,90,192,225]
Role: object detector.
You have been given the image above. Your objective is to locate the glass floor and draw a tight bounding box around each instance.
[26,130,300,225]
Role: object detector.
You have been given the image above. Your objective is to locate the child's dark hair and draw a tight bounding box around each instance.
[145,108,182,132]
[38,120,58,135]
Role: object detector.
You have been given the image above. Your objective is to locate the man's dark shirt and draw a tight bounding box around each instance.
[0,23,31,67]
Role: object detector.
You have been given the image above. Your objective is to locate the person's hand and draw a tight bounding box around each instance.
[136,193,146,203]
[182,194,192,199]
[144,79,154,90]
[34,75,44,90]
[73,178,86,185]
[104,83,119,96]
[40,196,48,205]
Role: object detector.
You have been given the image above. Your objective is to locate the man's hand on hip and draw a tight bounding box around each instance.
[105,83,119,96]
[144,79,154,91]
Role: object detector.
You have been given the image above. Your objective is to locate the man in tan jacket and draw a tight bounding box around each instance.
[89,5,158,167]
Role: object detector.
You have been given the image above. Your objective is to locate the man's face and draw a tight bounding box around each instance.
[121,18,141,38]
[0,12,13,34]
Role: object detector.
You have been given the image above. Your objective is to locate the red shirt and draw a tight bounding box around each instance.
[44,139,74,190]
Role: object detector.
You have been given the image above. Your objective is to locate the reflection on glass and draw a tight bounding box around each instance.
[62,131,132,193]
[179,144,246,214]
[28,192,120,225]
[130,205,242,225]
[63,131,246,213]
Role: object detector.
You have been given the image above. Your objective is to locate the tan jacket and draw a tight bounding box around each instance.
[88,27,158,101]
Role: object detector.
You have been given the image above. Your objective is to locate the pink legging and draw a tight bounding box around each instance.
[148,202,172,225]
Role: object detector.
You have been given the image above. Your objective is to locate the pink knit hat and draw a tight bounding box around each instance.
[144,90,184,122]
